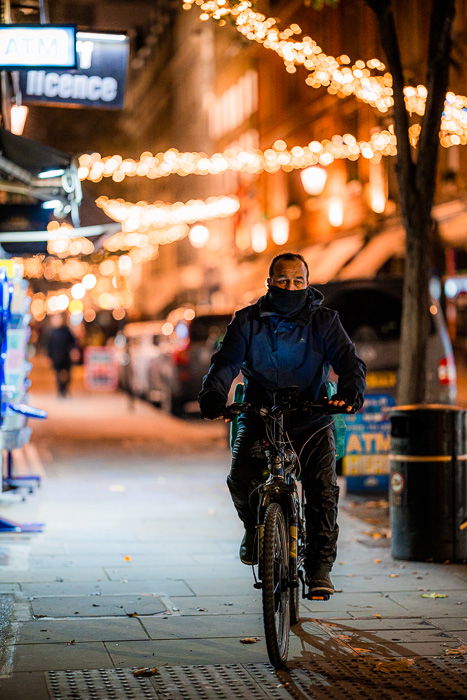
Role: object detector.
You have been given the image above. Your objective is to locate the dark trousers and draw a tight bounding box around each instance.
[53,365,72,397]
[227,417,339,570]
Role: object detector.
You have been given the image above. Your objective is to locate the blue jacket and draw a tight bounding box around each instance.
[200,287,366,416]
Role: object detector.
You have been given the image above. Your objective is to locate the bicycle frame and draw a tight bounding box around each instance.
[254,405,304,590]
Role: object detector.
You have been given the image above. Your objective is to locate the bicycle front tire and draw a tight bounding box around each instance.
[262,502,290,668]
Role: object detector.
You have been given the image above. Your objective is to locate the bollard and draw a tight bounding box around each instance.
[389,405,466,562]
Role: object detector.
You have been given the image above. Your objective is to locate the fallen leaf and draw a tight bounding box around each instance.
[123,555,132,562]
[420,592,448,599]
[127,612,139,617]
[352,647,371,654]
[375,658,415,673]
[66,640,76,646]
[197,608,207,612]
[388,574,399,578]
[240,637,260,644]
[336,634,352,640]
[132,667,159,677]
[373,614,382,619]
[445,645,467,656]
[373,559,382,564]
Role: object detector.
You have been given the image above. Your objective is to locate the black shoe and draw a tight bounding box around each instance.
[239,527,257,565]
[305,565,334,597]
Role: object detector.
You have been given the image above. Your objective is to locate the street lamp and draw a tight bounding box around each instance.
[300,166,327,195]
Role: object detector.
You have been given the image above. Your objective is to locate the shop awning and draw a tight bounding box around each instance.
[338,228,405,279]
[0,127,82,224]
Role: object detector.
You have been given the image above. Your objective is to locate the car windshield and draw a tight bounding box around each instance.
[328,289,401,341]
[189,315,231,343]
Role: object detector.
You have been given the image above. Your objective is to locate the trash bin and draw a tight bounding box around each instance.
[389,404,466,562]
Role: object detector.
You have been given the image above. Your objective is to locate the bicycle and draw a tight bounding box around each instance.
[224,386,350,669]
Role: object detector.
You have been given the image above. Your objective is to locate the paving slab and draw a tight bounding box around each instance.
[301,592,407,616]
[105,563,252,581]
[141,613,264,640]
[0,671,49,700]
[0,567,107,583]
[20,579,193,597]
[169,595,262,616]
[180,577,256,596]
[387,590,467,616]
[18,617,149,644]
[30,594,168,618]
[11,641,113,672]
[105,636,270,666]
[29,553,200,568]
[332,573,467,593]
[332,617,439,630]
[428,617,467,631]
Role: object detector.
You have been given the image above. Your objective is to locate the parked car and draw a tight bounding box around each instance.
[314,277,456,403]
[169,312,233,415]
[119,321,176,409]
[313,277,457,491]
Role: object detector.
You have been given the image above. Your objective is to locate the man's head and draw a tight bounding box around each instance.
[267,253,309,290]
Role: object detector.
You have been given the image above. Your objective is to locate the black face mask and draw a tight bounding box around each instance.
[267,285,308,316]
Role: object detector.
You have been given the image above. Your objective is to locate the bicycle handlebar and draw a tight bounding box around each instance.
[223,399,354,420]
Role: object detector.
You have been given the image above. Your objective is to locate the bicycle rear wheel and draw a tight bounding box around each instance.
[262,502,290,668]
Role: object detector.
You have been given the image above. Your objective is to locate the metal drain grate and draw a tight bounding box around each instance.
[247,658,467,700]
[46,657,466,700]
[151,663,275,699]
[47,668,158,699]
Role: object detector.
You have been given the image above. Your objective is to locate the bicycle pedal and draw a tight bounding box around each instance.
[308,593,330,601]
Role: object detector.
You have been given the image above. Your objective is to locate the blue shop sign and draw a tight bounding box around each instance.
[19,31,128,110]
[0,25,76,69]
[343,393,395,475]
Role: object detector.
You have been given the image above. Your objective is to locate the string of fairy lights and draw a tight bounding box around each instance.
[24,0,467,323]
[181,0,467,137]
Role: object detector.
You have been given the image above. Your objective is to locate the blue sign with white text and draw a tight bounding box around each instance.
[19,31,128,110]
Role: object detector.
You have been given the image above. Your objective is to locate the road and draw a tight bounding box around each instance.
[0,357,465,698]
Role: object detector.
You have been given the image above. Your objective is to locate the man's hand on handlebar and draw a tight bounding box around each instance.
[199,390,226,420]
[326,394,355,413]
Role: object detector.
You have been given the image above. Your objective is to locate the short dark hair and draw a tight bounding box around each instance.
[268,252,309,280]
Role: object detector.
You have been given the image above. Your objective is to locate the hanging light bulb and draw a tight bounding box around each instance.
[327,197,344,227]
[251,222,268,252]
[270,216,289,245]
[10,104,28,135]
[300,166,328,195]
[188,223,210,248]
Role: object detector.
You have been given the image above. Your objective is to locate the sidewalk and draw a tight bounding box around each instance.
[0,367,465,698]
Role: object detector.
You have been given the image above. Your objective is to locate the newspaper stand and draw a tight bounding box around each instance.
[0,262,47,532]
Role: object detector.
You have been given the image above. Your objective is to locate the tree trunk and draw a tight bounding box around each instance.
[366,0,455,404]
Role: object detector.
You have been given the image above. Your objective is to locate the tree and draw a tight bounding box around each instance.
[364,0,456,404]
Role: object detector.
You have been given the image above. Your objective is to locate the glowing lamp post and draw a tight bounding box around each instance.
[300,166,327,195]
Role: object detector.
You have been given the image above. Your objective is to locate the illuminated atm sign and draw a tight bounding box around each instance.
[0,25,77,69]
[19,32,129,110]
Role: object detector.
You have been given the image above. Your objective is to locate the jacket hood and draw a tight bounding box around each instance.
[258,285,324,322]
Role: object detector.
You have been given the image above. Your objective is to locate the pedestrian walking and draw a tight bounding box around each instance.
[47,313,79,397]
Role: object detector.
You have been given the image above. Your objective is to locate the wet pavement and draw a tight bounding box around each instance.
[0,359,465,698]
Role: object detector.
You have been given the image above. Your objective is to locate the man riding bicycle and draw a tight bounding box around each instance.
[199,252,366,596]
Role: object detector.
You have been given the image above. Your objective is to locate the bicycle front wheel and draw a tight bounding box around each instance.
[262,502,290,668]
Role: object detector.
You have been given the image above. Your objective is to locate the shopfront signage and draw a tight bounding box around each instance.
[0,25,76,69]
[19,31,128,109]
